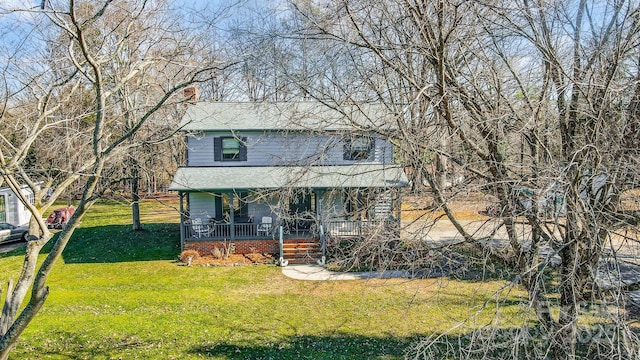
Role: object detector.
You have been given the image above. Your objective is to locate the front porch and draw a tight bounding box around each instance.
[181,219,399,264]
[169,165,408,257]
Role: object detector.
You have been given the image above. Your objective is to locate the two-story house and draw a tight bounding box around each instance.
[168,102,408,264]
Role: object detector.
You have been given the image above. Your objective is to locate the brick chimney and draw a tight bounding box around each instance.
[183,86,199,104]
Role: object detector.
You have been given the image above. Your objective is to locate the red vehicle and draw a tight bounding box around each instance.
[46,207,75,229]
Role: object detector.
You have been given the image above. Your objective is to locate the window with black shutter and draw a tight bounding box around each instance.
[214,136,247,161]
[343,136,374,161]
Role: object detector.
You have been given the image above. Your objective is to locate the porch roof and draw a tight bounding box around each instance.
[168,165,408,192]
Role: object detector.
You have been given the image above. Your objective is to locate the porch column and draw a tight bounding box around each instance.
[179,192,185,251]
[229,192,235,241]
[395,188,402,221]
[315,190,326,260]
[315,190,324,228]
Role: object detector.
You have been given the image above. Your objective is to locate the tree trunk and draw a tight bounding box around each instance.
[556,243,579,359]
[435,135,449,190]
[131,160,142,231]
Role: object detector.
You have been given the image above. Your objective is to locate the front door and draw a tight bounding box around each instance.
[289,193,315,231]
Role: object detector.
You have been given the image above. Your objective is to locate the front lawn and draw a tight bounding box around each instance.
[0,198,527,359]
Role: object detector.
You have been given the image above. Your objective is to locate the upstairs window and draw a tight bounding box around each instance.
[343,136,374,161]
[222,138,240,160]
[214,136,247,161]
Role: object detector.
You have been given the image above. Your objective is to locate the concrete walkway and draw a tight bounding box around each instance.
[282,264,412,281]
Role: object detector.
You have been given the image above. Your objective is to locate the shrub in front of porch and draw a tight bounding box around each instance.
[179,250,200,266]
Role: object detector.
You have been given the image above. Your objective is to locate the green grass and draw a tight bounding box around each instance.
[0,199,528,359]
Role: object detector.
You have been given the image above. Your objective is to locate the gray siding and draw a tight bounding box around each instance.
[187,131,394,167]
[188,192,217,219]
[319,190,346,221]
[189,192,280,224]
[248,200,274,225]
[187,135,214,167]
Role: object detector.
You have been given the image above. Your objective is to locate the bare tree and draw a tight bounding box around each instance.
[0,1,228,357]
[289,0,640,358]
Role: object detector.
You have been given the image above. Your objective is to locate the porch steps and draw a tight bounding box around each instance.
[282,239,322,264]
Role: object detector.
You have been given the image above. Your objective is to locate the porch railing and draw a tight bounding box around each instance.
[325,219,397,238]
[183,222,270,240]
[183,219,399,241]
[325,220,365,236]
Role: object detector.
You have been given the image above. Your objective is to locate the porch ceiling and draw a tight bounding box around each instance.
[168,165,408,192]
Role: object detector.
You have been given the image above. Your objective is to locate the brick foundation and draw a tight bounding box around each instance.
[184,239,279,256]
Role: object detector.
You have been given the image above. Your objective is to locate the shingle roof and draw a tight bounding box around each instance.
[168,165,408,191]
[179,102,396,132]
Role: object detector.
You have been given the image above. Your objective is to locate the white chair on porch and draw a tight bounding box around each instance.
[192,218,209,238]
[257,216,272,236]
